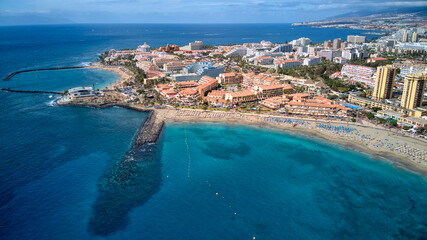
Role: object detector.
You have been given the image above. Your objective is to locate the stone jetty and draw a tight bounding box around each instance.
[3,66,86,81]
[135,110,164,145]
[1,88,63,94]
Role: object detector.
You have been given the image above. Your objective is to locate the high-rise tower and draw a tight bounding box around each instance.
[373,65,397,100]
[401,73,426,109]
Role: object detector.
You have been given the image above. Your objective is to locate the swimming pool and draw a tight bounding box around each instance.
[343,103,362,110]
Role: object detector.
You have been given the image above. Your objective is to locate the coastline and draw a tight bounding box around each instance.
[56,101,427,176]
[154,108,427,176]
[86,62,135,90]
[55,60,427,176]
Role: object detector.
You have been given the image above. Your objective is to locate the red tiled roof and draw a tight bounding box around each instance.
[228,90,255,98]
[179,89,198,95]
[220,72,237,77]
[162,90,177,95]
[176,81,198,86]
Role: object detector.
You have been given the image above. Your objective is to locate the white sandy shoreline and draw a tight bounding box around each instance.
[86,62,134,89]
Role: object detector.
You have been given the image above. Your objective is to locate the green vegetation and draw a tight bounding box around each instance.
[366,113,375,119]
[349,59,392,68]
[416,127,427,135]
[377,118,387,124]
[278,62,342,80]
[293,86,306,93]
[403,126,410,130]
[382,51,426,62]
[203,45,217,50]
[122,62,146,85]
[371,107,382,112]
[322,74,358,93]
[276,62,365,93]
[99,51,109,64]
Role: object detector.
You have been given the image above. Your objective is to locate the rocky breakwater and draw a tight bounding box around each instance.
[88,109,165,236]
[134,110,164,145]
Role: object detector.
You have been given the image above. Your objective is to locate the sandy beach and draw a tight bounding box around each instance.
[87,62,134,89]
[148,107,427,176]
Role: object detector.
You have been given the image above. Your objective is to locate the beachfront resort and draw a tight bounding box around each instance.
[55,30,427,172]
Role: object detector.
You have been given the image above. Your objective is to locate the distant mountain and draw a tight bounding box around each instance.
[327,7,427,20]
[293,7,426,29]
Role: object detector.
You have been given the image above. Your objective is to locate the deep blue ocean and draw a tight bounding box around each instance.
[1,24,426,240]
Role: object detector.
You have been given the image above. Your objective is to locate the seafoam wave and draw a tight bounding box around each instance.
[46,96,61,107]
[80,62,91,67]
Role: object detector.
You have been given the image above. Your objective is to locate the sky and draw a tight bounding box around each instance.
[0,0,426,25]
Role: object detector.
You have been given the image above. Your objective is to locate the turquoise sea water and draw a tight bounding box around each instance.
[1,24,427,239]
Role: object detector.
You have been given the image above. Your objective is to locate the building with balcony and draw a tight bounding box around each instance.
[373,65,397,100]
[218,72,243,85]
[196,76,218,96]
[275,59,301,69]
[225,90,257,104]
[400,73,426,110]
[341,64,376,87]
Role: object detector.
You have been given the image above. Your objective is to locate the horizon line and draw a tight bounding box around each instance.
[0,22,299,27]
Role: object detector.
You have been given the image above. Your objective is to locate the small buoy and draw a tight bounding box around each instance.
[166,175,169,178]
[216,193,218,195]
[234,212,237,215]
[253,237,256,240]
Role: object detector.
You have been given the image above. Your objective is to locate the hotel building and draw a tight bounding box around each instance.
[341,64,376,87]
[281,95,350,117]
[400,73,427,110]
[218,72,243,85]
[196,76,218,96]
[347,35,366,44]
[412,32,418,42]
[260,96,290,109]
[373,65,396,100]
[164,61,193,72]
[275,59,301,69]
[254,57,274,65]
[348,94,427,118]
[377,110,427,128]
[402,31,409,43]
[333,38,341,50]
[225,90,257,104]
